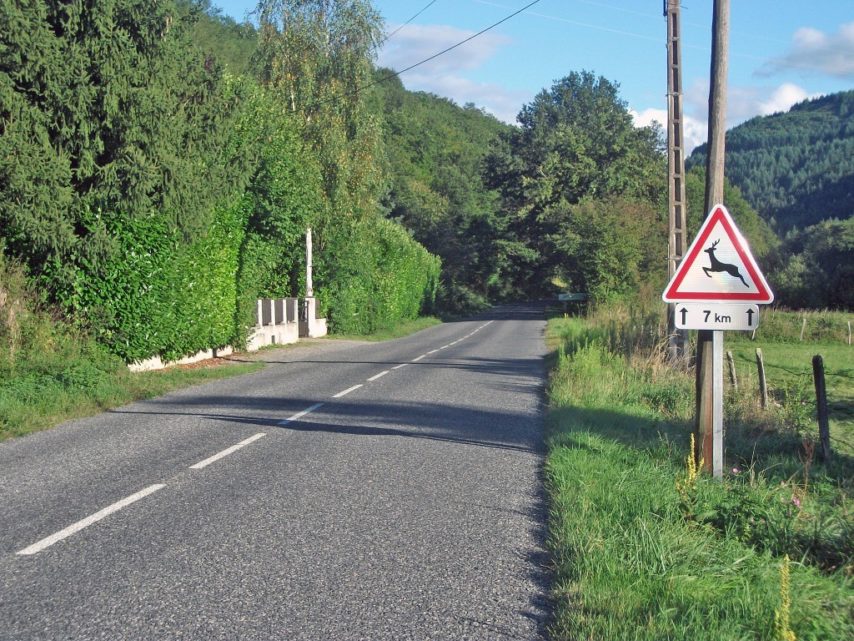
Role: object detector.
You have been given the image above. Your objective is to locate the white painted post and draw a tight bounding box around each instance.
[306,227,313,298]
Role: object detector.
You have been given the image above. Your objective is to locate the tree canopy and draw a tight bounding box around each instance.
[485,71,666,301]
[2,0,847,363]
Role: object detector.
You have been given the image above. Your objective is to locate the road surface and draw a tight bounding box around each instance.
[0,304,549,640]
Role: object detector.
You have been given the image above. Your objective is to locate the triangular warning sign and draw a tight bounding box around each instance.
[663,204,774,303]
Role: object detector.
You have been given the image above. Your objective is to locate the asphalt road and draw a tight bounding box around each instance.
[0,304,550,640]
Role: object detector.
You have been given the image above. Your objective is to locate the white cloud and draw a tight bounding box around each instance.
[377,24,526,124]
[760,21,854,78]
[757,83,813,115]
[378,24,510,75]
[684,78,819,132]
[631,107,707,153]
[398,70,530,124]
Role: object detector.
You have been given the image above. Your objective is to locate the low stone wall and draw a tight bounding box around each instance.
[128,297,326,372]
[247,298,300,351]
[298,297,328,338]
[128,346,234,373]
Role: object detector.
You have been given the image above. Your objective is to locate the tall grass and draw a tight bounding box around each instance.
[545,314,853,641]
[0,254,262,440]
[741,308,853,344]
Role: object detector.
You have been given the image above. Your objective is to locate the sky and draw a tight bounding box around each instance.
[215,1,854,152]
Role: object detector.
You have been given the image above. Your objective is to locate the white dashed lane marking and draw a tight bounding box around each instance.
[190,433,266,470]
[17,484,166,556]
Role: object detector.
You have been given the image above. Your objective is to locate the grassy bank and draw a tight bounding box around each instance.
[0,339,263,441]
[545,313,853,640]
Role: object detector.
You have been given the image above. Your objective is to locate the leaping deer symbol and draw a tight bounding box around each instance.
[703,239,749,287]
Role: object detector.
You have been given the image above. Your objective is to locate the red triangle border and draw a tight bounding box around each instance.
[663,206,773,302]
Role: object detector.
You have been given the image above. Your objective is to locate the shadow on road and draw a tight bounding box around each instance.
[110,395,544,455]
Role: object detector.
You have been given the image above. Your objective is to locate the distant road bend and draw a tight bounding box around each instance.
[0,303,550,640]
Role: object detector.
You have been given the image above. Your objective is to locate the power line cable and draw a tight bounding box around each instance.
[366,0,542,93]
[384,0,440,41]
[289,0,540,110]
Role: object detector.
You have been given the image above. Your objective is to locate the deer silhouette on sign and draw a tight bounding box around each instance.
[703,239,749,287]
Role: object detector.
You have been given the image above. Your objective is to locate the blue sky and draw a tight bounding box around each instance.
[215,1,854,151]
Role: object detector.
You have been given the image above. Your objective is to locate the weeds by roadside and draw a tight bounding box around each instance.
[545,314,853,641]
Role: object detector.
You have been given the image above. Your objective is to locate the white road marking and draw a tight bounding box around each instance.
[278,403,325,426]
[190,433,266,469]
[333,384,363,398]
[17,484,166,556]
[367,370,389,381]
[391,363,408,370]
[412,355,426,362]
[440,344,450,349]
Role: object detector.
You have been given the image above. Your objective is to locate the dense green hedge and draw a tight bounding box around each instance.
[323,216,440,335]
[68,197,248,362]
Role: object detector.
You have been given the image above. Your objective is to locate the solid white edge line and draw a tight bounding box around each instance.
[190,433,266,470]
[278,402,325,426]
[391,363,408,370]
[333,384,363,398]
[368,370,389,382]
[17,484,166,556]
[440,344,450,349]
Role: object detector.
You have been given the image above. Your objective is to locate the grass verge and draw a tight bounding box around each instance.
[328,316,442,342]
[0,348,263,441]
[545,315,853,641]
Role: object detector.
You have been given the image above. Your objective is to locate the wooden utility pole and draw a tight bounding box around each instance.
[695,0,729,476]
[665,0,688,363]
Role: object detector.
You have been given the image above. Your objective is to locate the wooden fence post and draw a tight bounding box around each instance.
[812,354,831,462]
[756,348,768,409]
[726,350,738,391]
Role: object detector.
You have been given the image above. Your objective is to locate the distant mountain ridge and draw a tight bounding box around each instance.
[688,90,854,232]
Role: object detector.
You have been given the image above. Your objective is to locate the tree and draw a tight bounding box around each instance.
[371,72,512,312]
[0,0,243,295]
[486,71,665,298]
[770,217,853,309]
[253,0,385,219]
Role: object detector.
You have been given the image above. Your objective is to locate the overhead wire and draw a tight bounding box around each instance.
[276,0,541,110]
[471,0,772,60]
[384,0,440,41]
[364,0,543,94]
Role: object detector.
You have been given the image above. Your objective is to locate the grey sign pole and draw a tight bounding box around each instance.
[712,330,724,478]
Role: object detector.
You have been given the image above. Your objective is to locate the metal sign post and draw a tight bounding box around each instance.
[663,203,773,479]
[712,330,724,478]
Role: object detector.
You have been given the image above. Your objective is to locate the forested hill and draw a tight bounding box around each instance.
[688,90,854,232]
[370,73,512,310]
[190,1,257,74]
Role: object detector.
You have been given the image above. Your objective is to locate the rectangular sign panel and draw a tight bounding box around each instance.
[674,303,760,331]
